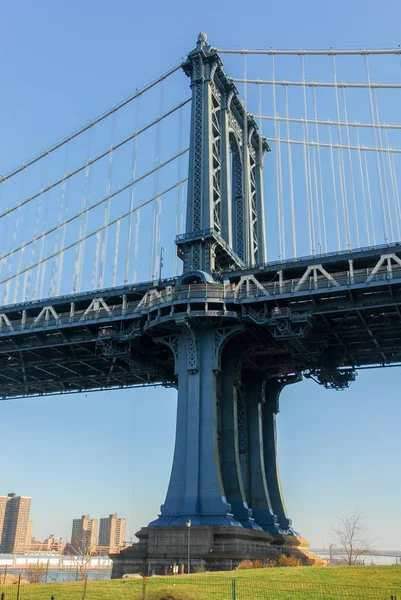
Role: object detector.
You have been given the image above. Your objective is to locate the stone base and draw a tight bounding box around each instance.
[111,526,310,577]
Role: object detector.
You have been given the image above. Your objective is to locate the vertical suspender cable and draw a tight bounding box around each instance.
[112,205,121,288]
[49,184,64,297]
[56,178,70,297]
[49,144,69,297]
[35,152,50,300]
[312,87,327,253]
[99,113,117,289]
[284,86,297,257]
[125,98,140,285]
[73,128,93,293]
[365,55,388,243]
[310,88,322,253]
[35,194,49,299]
[301,54,315,254]
[0,217,10,303]
[384,127,401,240]
[92,223,101,289]
[150,82,164,280]
[3,210,17,304]
[11,172,26,303]
[243,52,251,265]
[175,106,184,276]
[26,186,46,301]
[363,148,377,245]
[332,55,351,249]
[0,173,20,303]
[259,82,268,260]
[341,87,360,247]
[272,55,284,259]
[311,142,321,254]
[328,124,342,250]
[373,88,393,241]
[355,127,371,246]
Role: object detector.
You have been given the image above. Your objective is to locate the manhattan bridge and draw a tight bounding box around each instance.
[1,34,401,573]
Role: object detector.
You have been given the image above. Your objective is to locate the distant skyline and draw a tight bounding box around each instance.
[1,0,401,552]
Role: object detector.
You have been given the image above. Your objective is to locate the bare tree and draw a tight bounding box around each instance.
[69,532,96,579]
[332,511,373,565]
[24,561,47,584]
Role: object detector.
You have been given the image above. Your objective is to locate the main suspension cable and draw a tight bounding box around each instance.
[255,114,401,131]
[232,78,401,89]
[218,48,401,56]
[0,149,189,264]
[0,98,191,221]
[0,63,182,184]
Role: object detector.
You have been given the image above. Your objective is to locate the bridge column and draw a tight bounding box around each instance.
[262,377,301,532]
[219,350,261,529]
[150,325,240,526]
[243,372,282,533]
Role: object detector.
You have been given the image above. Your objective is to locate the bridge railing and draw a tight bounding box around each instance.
[235,267,401,299]
[235,241,401,272]
[1,264,401,334]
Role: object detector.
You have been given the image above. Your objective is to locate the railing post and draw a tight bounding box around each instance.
[232,578,236,600]
[142,576,147,600]
[16,574,21,600]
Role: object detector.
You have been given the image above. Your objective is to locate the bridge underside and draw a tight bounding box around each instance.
[1,245,401,398]
[2,245,401,573]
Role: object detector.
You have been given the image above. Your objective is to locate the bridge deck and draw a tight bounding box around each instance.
[1,243,401,398]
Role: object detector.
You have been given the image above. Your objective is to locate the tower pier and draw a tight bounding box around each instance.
[111,33,309,576]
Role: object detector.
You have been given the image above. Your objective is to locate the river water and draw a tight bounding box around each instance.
[2,569,112,582]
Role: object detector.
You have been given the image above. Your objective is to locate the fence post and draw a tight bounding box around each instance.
[142,576,147,600]
[16,575,21,600]
[1,592,5,600]
[81,574,88,600]
[232,578,236,600]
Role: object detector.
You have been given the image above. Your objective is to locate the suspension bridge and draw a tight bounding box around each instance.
[1,33,401,574]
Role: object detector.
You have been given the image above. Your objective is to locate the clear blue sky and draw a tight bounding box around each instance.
[1,0,401,550]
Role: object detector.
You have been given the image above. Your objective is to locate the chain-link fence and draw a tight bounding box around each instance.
[0,573,400,600]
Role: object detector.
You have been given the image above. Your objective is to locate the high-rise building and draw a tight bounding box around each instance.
[0,493,32,553]
[98,514,126,552]
[26,521,34,549]
[0,496,9,549]
[71,515,98,553]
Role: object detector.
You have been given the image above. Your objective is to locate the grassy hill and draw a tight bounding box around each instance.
[2,565,401,600]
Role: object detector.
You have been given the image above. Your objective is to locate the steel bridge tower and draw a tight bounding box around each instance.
[112,33,308,575]
[2,31,400,574]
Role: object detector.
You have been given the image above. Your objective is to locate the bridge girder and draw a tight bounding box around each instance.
[0,245,401,398]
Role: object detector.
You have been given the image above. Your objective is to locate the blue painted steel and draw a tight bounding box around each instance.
[245,372,283,533]
[149,328,244,528]
[4,35,401,539]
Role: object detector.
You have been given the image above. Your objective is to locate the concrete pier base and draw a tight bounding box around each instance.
[110,526,310,577]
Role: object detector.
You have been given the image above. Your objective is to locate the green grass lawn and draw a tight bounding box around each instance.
[2,566,401,600]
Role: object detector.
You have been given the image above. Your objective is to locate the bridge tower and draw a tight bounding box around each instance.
[175,32,269,273]
[112,34,308,576]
